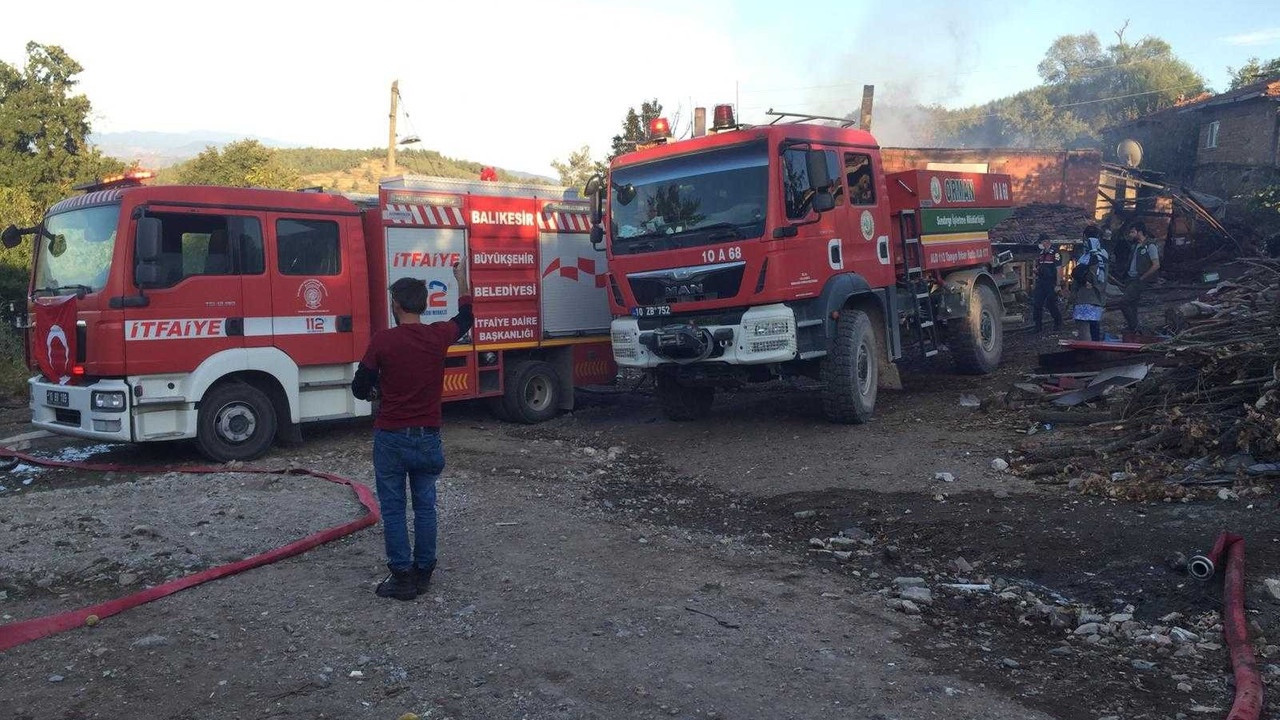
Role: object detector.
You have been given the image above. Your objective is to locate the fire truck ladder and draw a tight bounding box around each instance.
[898,210,940,359]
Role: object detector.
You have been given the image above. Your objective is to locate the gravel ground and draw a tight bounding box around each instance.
[0,283,1276,719]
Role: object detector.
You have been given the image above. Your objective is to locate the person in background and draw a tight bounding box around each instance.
[1069,226,1109,341]
[352,262,473,601]
[1031,233,1063,333]
[1120,224,1161,333]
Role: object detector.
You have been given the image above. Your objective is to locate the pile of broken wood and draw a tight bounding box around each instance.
[1015,260,1280,495]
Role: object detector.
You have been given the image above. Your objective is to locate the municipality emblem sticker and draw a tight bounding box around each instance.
[929,177,943,205]
[860,210,875,241]
[298,278,328,310]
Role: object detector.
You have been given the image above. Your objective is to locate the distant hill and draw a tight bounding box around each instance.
[90,130,295,168]
[94,131,557,189]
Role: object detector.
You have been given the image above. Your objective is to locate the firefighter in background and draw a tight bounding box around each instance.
[1031,233,1063,333]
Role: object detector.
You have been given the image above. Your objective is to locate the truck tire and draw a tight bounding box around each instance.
[197,382,277,462]
[949,283,1003,375]
[821,309,878,424]
[655,371,714,421]
[500,360,560,424]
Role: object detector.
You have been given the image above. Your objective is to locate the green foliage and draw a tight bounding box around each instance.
[1228,57,1280,90]
[175,139,300,189]
[0,42,122,210]
[0,327,28,398]
[609,100,663,160]
[550,145,605,193]
[1243,184,1280,241]
[925,29,1206,148]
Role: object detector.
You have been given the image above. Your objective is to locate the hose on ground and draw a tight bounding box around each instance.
[0,449,379,653]
[1190,532,1264,720]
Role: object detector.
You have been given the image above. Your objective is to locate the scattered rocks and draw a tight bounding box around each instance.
[117,572,138,587]
[1075,623,1102,636]
[900,587,933,605]
[949,557,973,575]
[1178,682,1193,692]
[885,598,921,615]
[808,538,826,549]
[993,489,1010,499]
[1108,613,1133,623]
[1130,659,1157,672]
[990,458,1009,472]
[1000,658,1020,669]
[934,472,955,483]
[130,524,159,538]
[130,634,169,649]
[833,551,853,561]
[793,510,817,519]
[839,526,867,541]
[829,536,858,549]
[1049,608,1074,630]
[1048,646,1073,656]
[1170,627,1200,644]
[1079,612,1106,624]
[892,577,928,589]
[1264,578,1280,602]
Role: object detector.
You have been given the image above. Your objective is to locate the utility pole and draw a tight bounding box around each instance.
[859,85,875,133]
[387,80,399,174]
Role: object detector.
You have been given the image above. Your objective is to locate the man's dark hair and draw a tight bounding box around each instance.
[1037,232,1051,243]
[1083,224,1100,239]
[389,277,428,315]
[1130,224,1148,238]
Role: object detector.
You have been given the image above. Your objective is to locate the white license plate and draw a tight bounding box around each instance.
[46,390,70,407]
[631,305,672,318]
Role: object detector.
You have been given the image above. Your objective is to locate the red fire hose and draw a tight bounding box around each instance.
[1189,532,1265,720]
[0,449,379,653]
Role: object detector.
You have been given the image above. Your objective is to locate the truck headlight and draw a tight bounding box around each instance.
[91,390,126,412]
[749,320,791,336]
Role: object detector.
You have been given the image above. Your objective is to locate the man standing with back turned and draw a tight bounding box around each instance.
[352,262,473,601]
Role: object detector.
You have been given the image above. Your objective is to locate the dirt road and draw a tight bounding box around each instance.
[2,317,1277,719]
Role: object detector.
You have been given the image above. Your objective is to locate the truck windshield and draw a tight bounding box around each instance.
[610,141,767,255]
[34,204,121,295]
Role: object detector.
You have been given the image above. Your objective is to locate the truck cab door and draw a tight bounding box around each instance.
[124,209,255,375]
[263,213,355,366]
[841,150,895,288]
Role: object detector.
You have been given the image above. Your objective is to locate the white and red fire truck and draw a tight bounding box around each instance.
[3,173,616,460]
[587,107,1014,422]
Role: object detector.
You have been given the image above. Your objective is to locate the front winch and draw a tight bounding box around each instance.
[641,324,714,362]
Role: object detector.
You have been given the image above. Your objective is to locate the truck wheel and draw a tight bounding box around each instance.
[949,283,1003,375]
[197,382,277,462]
[656,372,714,421]
[501,360,560,424]
[821,309,878,424]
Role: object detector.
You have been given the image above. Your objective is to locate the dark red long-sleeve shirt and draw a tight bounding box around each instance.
[352,297,473,429]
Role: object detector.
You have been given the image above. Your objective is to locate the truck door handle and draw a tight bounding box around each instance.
[225,317,244,337]
[337,315,353,333]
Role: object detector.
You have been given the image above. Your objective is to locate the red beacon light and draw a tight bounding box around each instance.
[712,104,736,131]
[73,169,155,193]
[648,117,672,140]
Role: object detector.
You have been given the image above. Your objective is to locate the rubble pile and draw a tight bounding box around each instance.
[1018,260,1280,495]
[990,203,1091,245]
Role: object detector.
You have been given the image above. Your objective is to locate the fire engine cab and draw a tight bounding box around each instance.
[3,172,616,461]
[587,106,1014,422]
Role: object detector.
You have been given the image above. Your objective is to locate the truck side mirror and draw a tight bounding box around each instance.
[136,217,162,262]
[1,224,21,249]
[135,263,165,288]
[806,150,835,213]
[585,175,603,225]
[590,225,605,249]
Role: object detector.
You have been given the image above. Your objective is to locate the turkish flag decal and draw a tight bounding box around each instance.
[34,295,77,385]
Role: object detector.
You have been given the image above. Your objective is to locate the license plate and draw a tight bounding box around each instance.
[46,390,69,407]
[631,305,672,318]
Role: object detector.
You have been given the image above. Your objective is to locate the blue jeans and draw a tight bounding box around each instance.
[372,428,444,572]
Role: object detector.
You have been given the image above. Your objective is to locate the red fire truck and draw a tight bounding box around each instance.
[588,107,1013,422]
[3,173,616,460]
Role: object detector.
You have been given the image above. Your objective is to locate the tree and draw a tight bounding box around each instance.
[1228,57,1280,89]
[0,42,121,210]
[550,144,605,193]
[176,139,300,189]
[609,99,663,160]
[922,28,1206,148]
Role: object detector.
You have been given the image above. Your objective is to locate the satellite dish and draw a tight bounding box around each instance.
[1117,139,1143,168]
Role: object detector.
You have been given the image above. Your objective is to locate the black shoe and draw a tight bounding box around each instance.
[414,562,436,596]
[375,568,417,601]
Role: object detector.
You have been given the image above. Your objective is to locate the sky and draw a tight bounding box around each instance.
[3,0,1279,177]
